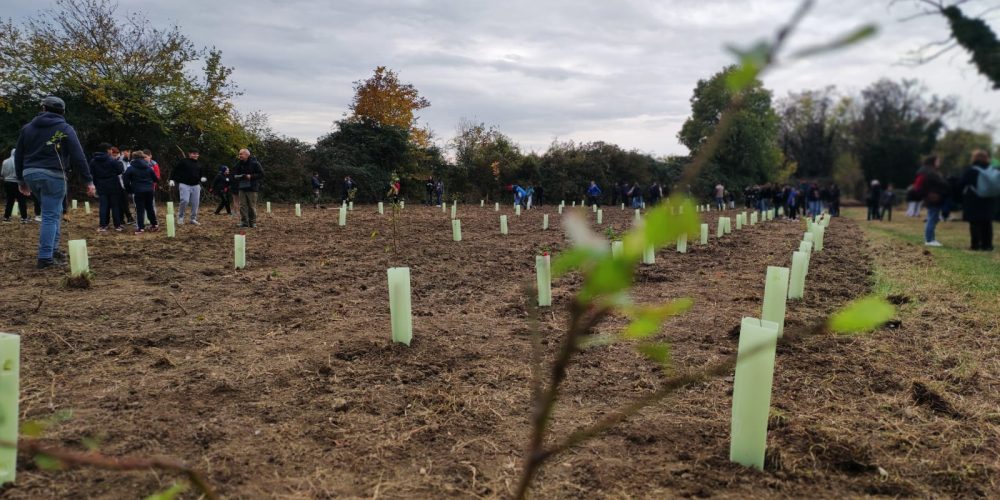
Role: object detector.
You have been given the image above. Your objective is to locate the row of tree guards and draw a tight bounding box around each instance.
[2,203,833,483]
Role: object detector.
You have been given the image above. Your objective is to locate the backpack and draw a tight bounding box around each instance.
[972,166,1000,198]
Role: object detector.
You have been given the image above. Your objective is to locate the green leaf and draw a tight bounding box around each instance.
[622,298,694,340]
[81,437,100,451]
[577,334,617,350]
[552,247,601,277]
[789,24,878,59]
[726,63,760,93]
[580,257,633,301]
[145,482,188,500]
[34,453,63,471]
[21,420,47,438]
[637,342,671,366]
[828,296,895,334]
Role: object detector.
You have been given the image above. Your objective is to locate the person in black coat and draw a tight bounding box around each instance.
[960,150,997,251]
[233,148,264,228]
[122,150,159,233]
[211,166,232,215]
[89,143,125,231]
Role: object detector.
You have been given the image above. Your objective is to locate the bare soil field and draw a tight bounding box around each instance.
[0,202,996,498]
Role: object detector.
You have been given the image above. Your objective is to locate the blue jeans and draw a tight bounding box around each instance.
[23,170,66,260]
[925,206,942,242]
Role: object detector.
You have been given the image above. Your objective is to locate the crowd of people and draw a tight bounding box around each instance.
[3,95,997,269]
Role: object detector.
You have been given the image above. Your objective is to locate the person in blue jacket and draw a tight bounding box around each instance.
[587,180,602,207]
[123,150,160,233]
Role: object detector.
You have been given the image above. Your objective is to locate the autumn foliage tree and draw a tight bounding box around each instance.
[349,66,432,147]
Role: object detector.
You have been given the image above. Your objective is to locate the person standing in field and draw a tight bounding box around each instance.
[172,148,203,225]
[123,149,159,233]
[915,156,949,247]
[713,183,725,211]
[89,142,125,232]
[211,166,232,215]
[866,180,882,221]
[144,149,160,219]
[14,96,96,268]
[233,148,263,228]
[311,172,323,208]
[2,148,29,224]
[880,184,897,222]
[115,146,136,225]
[586,180,602,207]
[959,149,998,251]
[341,175,355,204]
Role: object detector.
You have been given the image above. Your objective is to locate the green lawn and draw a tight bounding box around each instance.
[844,207,1000,300]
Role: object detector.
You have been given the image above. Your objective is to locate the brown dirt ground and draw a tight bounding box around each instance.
[0,201,996,499]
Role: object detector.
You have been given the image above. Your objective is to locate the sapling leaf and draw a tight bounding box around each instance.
[81,436,100,451]
[577,334,617,350]
[145,482,188,500]
[622,298,694,340]
[552,247,601,277]
[21,420,47,437]
[580,257,633,301]
[828,296,895,334]
[789,24,878,59]
[637,342,671,366]
[34,453,63,471]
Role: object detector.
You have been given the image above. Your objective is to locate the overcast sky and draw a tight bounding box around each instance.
[7,0,999,155]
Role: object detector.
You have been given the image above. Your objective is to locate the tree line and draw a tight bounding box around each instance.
[1,0,996,204]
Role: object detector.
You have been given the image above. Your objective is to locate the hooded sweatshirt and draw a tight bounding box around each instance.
[14,112,92,184]
[89,152,125,194]
[1,150,16,183]
[172,157,202,186]
[123,158,159,194]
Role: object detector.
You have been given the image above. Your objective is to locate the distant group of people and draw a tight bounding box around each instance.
[583,180,665,209]
[4,95,266,268]
[891,152,998,250]
[739,182,842,219]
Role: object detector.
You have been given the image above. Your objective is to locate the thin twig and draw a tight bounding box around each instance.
[168,291,188,315]
[2,439,218,499]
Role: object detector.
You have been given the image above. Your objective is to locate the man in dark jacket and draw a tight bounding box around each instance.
[15,96,96,268]
[211,166,232,215]
[89,143,125,231]
[172,148,203,225]
[233,148,263,228]
[960,150,997,251]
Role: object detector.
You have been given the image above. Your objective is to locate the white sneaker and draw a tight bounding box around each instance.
[925,240,943,247]
[33,215,42,222]
[176,217,184,225]
[189,219,200,226]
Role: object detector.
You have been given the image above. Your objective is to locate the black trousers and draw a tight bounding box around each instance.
[215,191,231,214]
[969,220,994,250]
[3,182,28,220]
[98,191,123,227]
[134,191,157,229]
[118,191,134,222]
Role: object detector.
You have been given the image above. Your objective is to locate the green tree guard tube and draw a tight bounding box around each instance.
[166,214,176,238]
[724,217,732,234]
[452,219,462,241]
[167,201,174,215]
[730,317,780,470]
[349,201,354,211]
[736,213,743,231]
[267,201,272,213]
[592,204,597,213]
[621,203,625,210]
[500,215,508,235]
[516,205,522,216]
[700,224,709,245]
[788,251,807,300]
[0,333,20,485]
[495,202,500,212]
[612,240,624,258]
[642,244,655,264]
[597,209,603,224]
[295,204,302,217]
[543,214,549,230]
[677,233,688,253]
[803,232,814,244]
[717,218,725,238]
[762,266,789,336]
[558,205,563,214]
[68,239,89,277]
[378,202,384,214]
[84,201,91,214]
[451,204,457,219]
[811,225,825,252]
[387,267,412,346]
[442,203,447,213]
[71,199,77,210]
[480,200,484,207]
[536,255,552,307]
[234,234,246,269]
[339,207,347,227]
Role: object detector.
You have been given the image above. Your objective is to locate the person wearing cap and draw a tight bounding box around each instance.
[172,148,203,225]
[14,96,96,269]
